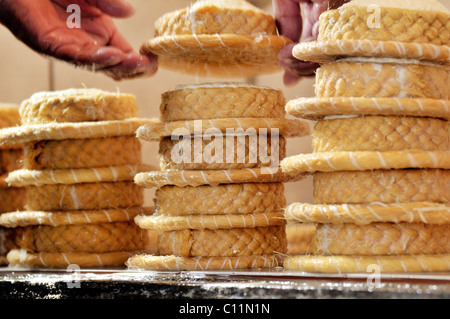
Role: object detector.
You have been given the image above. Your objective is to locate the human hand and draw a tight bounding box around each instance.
[273,0,350,86]
[0,0,157,80]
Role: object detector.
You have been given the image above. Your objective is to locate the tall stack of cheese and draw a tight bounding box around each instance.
[281,0,450,273]
[127,83,309,270]
[0,89,153,268]
[0,104,25,265]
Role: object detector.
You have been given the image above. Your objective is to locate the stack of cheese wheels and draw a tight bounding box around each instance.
[281,0,450,273]
[126,83,310,271]
[141,0,291,78]
[0,89,154,268]
[0,104,25,265]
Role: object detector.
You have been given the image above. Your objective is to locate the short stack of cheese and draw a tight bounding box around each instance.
[0,89,153,268]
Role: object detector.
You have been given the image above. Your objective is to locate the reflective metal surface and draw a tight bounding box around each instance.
[1,267,449,299]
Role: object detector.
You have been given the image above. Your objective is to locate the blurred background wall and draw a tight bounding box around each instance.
[1,0,448,207]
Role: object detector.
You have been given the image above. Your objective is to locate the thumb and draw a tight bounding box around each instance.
[85,0,135,18]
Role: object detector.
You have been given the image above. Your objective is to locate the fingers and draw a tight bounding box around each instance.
[78,0,158,79]
[54,41,156,80]
[42,29,124,68]
[278,43,318,76]
[278,43,318,86]
[104,27,158,79]
[55,2,155,80]
[301,2,321,42]
[103,52,158,80]
[41,26,156,80]
[103,29,157,79]
[85,0,135,18]
[272,0,302,42]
